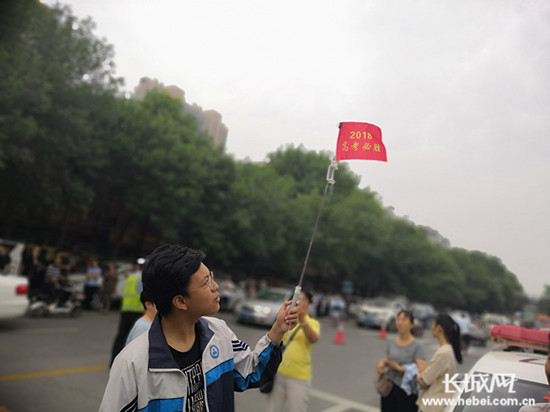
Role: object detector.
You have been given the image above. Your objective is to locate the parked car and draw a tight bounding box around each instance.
[218,275,246,312]
[346,295,364,319]
[482,312,513,328]
[409,302,436,325]
[467,324,490,346]
[0,274,28,319]
[356,296,407,331]
[442,325,549,411]
[235,286,293,327]
[466,313,513,347]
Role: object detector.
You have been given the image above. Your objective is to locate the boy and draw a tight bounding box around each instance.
[100,244,299,412]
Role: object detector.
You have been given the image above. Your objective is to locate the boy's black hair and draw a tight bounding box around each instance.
[141,244,205,317]
[139,290,153,306]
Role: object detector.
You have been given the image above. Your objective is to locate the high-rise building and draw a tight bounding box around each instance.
[133,77,228,148]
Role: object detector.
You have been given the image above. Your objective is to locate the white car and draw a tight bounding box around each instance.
[0,274,28,319]
[355,296,407,330]
[218,283,246,312]
[235,287,293,327]
[442,324,549,412]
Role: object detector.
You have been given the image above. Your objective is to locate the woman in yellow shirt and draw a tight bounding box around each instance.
[266,290,320,412]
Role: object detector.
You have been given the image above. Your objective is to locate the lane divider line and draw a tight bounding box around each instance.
[0,365,109,381]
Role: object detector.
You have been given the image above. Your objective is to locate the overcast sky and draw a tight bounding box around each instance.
[46,0,549,297]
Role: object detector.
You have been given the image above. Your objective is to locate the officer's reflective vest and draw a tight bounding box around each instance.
[121,273,143,312]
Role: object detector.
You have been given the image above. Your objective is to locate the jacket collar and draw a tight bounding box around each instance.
[148,315,214,369]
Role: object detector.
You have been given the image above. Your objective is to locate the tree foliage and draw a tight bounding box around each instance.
[0,1,528,314]
[0,0,121,246]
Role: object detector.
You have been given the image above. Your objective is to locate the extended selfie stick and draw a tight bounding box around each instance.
[290,159,338,309]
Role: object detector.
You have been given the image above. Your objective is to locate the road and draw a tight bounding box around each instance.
[0,310,491,411]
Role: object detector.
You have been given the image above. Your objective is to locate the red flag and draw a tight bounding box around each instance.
[335,122,387,162]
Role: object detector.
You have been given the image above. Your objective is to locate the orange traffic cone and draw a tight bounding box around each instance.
[379,321,387,339]
[334,319,345,344]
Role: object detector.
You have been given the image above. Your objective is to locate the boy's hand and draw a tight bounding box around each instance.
[267,300,300,345]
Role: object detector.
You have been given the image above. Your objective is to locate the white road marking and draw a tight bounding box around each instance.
[310,388,380,412]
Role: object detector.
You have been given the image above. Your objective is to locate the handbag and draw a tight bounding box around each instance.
[259,378,275,393]
[375,370,394,397]
[259,325,303,394]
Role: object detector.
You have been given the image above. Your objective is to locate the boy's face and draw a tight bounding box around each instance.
[185,263,220,316]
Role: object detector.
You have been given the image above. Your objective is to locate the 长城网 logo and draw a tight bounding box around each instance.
[443,373,516,394]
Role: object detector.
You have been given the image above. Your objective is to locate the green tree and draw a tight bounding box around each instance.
[268,145,360,198]
[0,1,121,246]
[175,141,237,267]
[87,91,213,258]
[305,188,389,291]
[449,249,525,313]
[227,161,302,279]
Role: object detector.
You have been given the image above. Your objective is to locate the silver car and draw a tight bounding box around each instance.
[356,296,407,331]
[235,287,292,327]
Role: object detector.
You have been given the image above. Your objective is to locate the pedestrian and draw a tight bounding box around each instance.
[417,313,462,412]
[20,244,34,277]
[22,245,46,300]
[265,289,320,412]
[99,262,118,314]
[376,310,426,412]
[109,260,144,365]
[99,244,299,412]
[312,290,324,318]
[83,259,101,310]
[0,245,11,274]
[56,249,74,277]
[455,312,472,352]
[44,253,70,307]
[124,290,157,346]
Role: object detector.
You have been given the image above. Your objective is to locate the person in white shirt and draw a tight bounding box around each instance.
[125,290,157,346]
[455,313,472,352]
[417,313,462,412]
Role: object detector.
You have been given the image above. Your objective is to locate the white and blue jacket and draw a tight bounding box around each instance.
[99,315,282,412]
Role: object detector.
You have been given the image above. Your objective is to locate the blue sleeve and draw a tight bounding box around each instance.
[233,340,282,392]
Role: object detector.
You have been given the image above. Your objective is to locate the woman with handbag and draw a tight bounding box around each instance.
[376,310,426,412]
[266,290,320,412]
[416,313,462,412]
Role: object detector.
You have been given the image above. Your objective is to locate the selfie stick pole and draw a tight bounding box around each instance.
[290,159,338,309]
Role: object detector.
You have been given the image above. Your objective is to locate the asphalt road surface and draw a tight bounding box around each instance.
[0,310,491,412]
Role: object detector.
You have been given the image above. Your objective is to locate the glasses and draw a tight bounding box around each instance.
[188,271,215,293]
